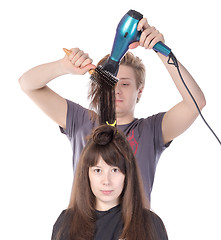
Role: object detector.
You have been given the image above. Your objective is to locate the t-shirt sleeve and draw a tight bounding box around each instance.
[142,112,171,168]
[152,112,172,152]
[59,99,90,140]
[154,112,168,149]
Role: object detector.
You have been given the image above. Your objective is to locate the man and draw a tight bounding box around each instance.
[19,18,206,200]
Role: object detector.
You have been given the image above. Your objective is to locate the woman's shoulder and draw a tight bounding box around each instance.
[143,208,161,218]
[51,210,67,240]
[53,210,67,228]
[143,209,159,221]
[143,209,168,239]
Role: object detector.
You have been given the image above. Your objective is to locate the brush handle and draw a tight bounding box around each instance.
[63,48,95,75]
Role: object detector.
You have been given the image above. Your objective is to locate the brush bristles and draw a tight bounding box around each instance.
[90,65,118,87]
[89,65,117,125]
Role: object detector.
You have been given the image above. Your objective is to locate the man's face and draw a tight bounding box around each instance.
[115,65,143,120]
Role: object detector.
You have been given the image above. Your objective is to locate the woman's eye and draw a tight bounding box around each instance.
[94,169,102,173]
[121,83,129,86]
[112,168,120,173]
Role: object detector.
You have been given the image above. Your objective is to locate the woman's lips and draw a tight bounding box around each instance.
[101,190,113,195]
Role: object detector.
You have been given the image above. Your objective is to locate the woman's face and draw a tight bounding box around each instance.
[89,155,125,211]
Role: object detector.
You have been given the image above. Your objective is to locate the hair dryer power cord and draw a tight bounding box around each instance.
[167,52,221,146]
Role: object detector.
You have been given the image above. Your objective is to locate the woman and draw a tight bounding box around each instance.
[51,124,168,240]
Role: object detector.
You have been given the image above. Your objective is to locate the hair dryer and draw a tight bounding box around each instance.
[102,9,171,76]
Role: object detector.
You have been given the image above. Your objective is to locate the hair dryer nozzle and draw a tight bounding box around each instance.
[102,57,119,77]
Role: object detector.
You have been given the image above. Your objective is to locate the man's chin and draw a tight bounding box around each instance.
[115,110,125,118]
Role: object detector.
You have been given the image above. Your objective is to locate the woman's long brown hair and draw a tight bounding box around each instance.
[88,55,116,125]
[55,125,168,240]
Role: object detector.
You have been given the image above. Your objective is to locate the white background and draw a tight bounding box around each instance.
[1,0,221,239]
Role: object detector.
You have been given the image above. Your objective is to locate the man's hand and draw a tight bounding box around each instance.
[129,18,164,50]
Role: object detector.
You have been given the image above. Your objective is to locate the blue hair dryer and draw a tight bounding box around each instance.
[103,9,171,76]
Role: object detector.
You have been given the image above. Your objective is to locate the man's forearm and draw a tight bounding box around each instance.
[19,59,66,91]
[157,52,206,109]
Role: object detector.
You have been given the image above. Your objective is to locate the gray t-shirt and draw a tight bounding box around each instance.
[60,99,170,201]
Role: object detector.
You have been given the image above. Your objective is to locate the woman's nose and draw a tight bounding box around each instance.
[102,172,111,185]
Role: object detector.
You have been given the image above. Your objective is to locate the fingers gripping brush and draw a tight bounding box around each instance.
[63,48,116,124]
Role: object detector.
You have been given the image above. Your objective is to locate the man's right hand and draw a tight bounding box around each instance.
[61,48,96,75]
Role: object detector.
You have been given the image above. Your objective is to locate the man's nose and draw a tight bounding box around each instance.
[115,83,121,94]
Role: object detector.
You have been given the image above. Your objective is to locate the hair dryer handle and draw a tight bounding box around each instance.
[153,41,171,57]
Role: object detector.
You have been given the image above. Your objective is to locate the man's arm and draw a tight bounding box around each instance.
[136,18,206,144]
[19,48,96,129]
[158,54,206,144]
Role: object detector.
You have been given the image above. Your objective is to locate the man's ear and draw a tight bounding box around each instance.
[137,86,144,103]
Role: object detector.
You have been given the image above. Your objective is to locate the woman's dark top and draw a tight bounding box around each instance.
[94,205,123,240]
[51,205,168,240]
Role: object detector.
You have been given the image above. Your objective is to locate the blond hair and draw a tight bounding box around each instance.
[88,52,146,114]
[97,51,146,89]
